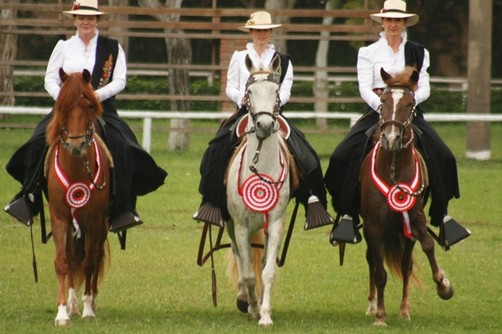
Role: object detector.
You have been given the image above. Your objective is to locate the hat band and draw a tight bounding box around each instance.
[74,5,100,12]
[382,9,407,14]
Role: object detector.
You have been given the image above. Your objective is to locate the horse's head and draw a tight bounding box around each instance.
[243,54,281,139]
[47,68,103,157]
[378,67,419,151]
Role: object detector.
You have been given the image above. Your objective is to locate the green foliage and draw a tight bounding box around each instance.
[13,75,53,107]
[290,81,314,111]
[12,75,502,114]
[422,87,465,113]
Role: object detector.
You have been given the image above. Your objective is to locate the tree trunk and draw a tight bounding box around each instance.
[139,0,192,151]
[313,0,336,130]
[265,0,295,54]
[0,0,18,108]
[466,0,492,160]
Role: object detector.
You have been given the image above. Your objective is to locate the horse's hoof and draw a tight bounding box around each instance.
[236,298,248,313]
[258,318,273,327]
[54,319,70,327]
[373,320,387,326]
[399,312,411,320]
[438,284,454,300]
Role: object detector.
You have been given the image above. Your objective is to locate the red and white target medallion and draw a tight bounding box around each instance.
[66,182,91,208]
[242,174,279,213]
[387,184,417,212]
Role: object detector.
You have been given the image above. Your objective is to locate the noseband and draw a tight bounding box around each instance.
[378,86,417,149]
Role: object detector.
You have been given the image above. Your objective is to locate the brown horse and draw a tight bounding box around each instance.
[45,69,112,326]
[359,67,454,326]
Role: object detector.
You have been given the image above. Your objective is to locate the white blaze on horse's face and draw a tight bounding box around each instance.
[247,74,279,139]
[387,89,405,147]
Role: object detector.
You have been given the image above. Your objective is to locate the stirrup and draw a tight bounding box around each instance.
[109,212,143,233]
[439,216,471,250]
[304,195,335,230]
[329,215,362,246]
[192,202,224,227]
[4,194,35,226]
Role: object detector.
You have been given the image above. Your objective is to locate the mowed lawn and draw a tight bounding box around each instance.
[0,118,501,333]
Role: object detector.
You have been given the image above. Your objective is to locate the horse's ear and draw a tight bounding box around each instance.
[59,68,68,82]
[410,70,419,85]
[270,53,281,74]
[245,54,254,73]
[380,67,392,83]
[82,69,92,83]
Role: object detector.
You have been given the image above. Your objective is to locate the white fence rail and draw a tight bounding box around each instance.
[1,106,502,153]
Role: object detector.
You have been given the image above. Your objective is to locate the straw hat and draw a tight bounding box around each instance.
[63,0,105,16]
[370,0,419,27]
[238,11,282,32]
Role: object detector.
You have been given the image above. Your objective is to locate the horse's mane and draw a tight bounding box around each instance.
[46,72,102,146]
[384,66,419,91]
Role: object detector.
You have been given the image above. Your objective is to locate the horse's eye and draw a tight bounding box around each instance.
[89,105,95,113]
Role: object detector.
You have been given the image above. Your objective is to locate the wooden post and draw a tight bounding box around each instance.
[466,0,492,160]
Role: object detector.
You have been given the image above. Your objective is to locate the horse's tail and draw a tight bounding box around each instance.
[68,234,110,290]
[227,229,264,296]
[383,236,423,288]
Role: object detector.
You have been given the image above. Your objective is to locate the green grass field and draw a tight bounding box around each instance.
[1,119,501,333]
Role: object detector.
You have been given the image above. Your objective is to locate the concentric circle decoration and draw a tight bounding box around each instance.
[242,174,279,213]
[66,182,91,208]
[387,184,417,212]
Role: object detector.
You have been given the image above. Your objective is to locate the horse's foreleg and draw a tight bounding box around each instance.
[258,221,284,327]
[374,261,387,326]
[366,234,387,326]
[67,249,79,317]
[228,223,250,313]
[82,235,98,318]
[365,246,377,317]
[416,228,454,300]
[399,239,415,320]
[52,217,70,327]
[232,226,260,320]
[68,287,80,317]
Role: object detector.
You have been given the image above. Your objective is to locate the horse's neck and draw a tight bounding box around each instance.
[245,134,281,173]
[57,143,97,178]
[376,144,416,181]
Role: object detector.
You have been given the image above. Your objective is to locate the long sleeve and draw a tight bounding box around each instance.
[357,46,382,111]
[45,40,65,101]
[225,51,244,107]
[94,44,127,101]
[414,48,430,105]
[278,59,293,106]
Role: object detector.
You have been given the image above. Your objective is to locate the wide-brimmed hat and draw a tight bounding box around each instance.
[370,0,419,27]
[63,0,105,16]
[238,11,282,32]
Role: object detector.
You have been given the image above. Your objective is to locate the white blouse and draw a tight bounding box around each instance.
[226,42,293,108]
[357,31,430,112]
[45,30,127,102]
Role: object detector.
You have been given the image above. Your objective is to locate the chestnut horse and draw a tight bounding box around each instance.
[359,67,454,326]
[45,69,112,326]
[225,54,296,327]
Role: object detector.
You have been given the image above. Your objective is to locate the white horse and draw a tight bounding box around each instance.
[225,54,295,327]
